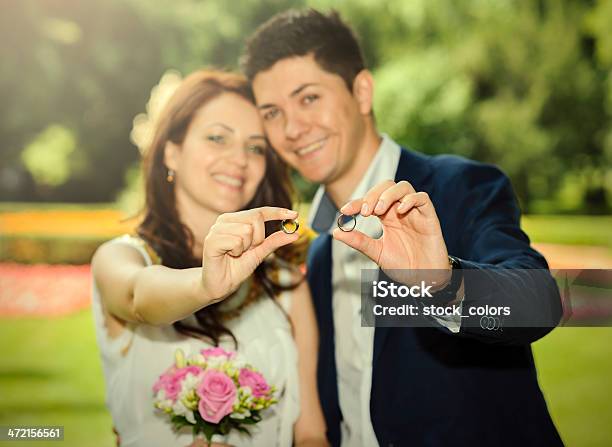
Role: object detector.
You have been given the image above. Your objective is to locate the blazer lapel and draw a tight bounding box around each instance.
[373,147,433,365]
[307,233,342,446]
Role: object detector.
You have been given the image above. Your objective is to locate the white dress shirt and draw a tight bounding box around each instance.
[310,135,398,447]
[309,135,461,447]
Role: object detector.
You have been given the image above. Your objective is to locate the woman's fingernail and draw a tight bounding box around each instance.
[374,200,384,214]
[397,201,406,212]
[361,203,369,215]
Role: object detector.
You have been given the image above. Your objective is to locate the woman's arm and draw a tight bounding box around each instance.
[289,281,329,447]
[93,206,299,327]
[92,242,210,325]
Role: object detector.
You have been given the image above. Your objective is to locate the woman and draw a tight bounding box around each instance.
[91,70,328,447]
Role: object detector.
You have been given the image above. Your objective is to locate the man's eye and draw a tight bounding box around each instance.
[263,109,279,121]
[247,144,265,155]
[303,94,319,105]
[207,135,225,144]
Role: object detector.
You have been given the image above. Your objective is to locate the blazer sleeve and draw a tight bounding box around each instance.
[439,161,563,345]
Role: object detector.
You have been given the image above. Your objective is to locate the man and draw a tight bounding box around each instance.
[242,9,563,447]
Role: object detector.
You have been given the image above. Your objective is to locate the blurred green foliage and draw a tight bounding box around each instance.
[21,124,76,186]
[0,0,610,213]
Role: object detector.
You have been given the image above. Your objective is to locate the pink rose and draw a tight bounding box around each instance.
[238,368,270,398]
[196,370,237,423]
[173,365,202,382]
[200,347,235,359]
[153,366,201,401]
[153,366,178,400]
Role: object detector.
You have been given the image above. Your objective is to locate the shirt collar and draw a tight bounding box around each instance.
[309,134,402,234]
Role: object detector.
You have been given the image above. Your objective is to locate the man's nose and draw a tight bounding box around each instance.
[284,109,310,141]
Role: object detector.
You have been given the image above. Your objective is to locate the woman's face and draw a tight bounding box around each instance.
[165,92,267,215]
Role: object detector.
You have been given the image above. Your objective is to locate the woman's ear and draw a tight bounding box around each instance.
[352,69,375,116]
[163,141,180,172]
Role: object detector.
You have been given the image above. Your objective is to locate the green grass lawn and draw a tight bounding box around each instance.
[533,328,612,446]
[0,311,113,447]
[0,312,610,446]
[521,215,612,248]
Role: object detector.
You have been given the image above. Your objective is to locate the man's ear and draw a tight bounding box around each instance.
[352,69,374,116]
[164,141,180,172]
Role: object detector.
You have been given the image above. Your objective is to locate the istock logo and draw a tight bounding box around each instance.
[372,280,433,298]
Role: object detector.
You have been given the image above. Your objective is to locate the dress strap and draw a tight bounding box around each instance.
[109,234,160,266]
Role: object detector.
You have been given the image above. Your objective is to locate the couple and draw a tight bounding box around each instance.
[92,9,564,447]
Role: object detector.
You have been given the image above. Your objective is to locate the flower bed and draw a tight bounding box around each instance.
[0,263,91,317]
[0,209,133,236]
[1,208,136,264]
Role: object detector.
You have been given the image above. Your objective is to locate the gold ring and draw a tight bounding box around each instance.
[337,214,357,232]
[281,219,299,234]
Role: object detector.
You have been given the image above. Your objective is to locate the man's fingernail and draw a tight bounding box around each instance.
[374,200,384,214]
[397,201,406,211]
[361,203,369,215]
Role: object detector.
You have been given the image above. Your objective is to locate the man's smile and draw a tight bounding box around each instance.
[294,137,328,158]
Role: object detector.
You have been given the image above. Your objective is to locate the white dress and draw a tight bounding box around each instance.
[91,235,300,447]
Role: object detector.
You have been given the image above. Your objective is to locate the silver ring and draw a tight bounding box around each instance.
[281,219,299,234]
[337,214,357,232]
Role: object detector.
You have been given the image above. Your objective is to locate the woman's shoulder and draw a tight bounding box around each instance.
[93,233,161,267]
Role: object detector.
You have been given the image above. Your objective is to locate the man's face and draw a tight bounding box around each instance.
[252,54,367,185]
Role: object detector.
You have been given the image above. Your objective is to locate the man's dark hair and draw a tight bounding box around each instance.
[241,8,366,91]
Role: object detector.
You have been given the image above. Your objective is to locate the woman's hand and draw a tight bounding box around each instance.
[201,207,299,302]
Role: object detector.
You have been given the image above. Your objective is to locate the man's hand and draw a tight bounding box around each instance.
[201,207,299,302]
[333,180,451,287]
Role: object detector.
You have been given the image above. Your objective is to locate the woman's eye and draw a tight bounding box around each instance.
[207,134,225,144]
[303,94,319,105]
[247,145,265,155]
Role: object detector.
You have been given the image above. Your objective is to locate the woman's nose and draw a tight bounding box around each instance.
[228,145,249,168]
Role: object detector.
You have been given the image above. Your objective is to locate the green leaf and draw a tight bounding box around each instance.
[170,415,189,431]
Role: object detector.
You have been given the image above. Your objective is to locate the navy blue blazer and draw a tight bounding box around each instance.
[307,148,564,447]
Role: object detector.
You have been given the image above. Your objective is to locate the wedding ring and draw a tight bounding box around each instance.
[337,214,357,232]
[281,219,299,234]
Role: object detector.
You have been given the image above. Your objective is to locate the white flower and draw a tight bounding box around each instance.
[206,356,226,369]
[130,69,182,155]
[154,390,174,412]
[172,398,191,421]
[178,372,202,411]
[184,410,196,424]
[231,354,247,369]
[230,409,251,420]
[180,372,202,393]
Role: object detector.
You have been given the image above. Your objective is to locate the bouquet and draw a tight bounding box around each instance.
[153,347,277,445]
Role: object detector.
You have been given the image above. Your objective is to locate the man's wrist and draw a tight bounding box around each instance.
[430,261,453,293]
[428,256,463,306]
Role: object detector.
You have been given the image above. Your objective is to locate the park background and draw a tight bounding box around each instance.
[0,0,611,446]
